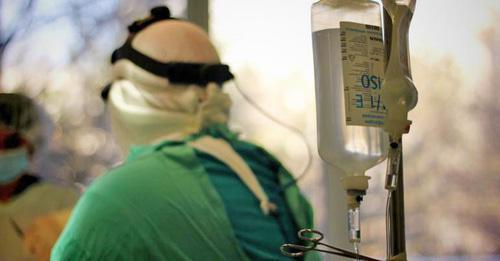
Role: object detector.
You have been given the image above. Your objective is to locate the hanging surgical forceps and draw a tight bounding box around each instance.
[280,229,382,261]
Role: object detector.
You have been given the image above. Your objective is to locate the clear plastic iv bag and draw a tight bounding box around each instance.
[312,0,388,176]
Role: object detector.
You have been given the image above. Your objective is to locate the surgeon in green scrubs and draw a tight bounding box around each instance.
[52,6,318,261]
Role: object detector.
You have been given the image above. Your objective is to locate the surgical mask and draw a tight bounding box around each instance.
[0,148,29,184]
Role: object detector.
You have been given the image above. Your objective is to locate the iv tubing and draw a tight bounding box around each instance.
[385,191,393,258]
[232,80,313,187]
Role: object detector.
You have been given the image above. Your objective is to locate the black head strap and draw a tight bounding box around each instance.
[109,5,234,90]
[111,40,234,86]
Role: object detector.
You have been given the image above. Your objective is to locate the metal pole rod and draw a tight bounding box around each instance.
[187,0,209,33]
[383,6,407,257]
[389,145,406,257]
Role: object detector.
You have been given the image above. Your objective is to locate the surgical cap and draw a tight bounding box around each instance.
[0,93,53,159]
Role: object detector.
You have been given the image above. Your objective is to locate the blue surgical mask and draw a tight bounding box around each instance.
[0,148,29,184]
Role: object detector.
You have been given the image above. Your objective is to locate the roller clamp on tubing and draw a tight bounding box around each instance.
[385,139,401,191]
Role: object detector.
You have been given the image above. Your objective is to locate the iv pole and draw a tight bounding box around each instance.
[382,0,417,259]
[281,1,416,260]
[383,8,406,258]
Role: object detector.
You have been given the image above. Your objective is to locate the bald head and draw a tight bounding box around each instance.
[132,20,220,64]
[108,15,233,152]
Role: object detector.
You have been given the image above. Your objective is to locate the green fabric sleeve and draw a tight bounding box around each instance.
[52,144,249,261]
[51,191,133,261]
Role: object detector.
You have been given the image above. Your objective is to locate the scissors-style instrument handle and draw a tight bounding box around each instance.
[281,229,324,257]
[298,228,324,242]
[280,243,314,257]
[282,228,383,261]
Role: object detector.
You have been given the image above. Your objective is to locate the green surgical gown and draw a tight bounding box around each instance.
[52,126,318,261]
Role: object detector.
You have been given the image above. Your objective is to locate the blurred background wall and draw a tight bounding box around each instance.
[1,0,499,259]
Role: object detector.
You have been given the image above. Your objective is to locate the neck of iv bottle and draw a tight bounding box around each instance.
[311,0,387,245]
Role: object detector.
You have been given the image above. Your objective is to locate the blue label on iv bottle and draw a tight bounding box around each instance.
[340,21,386,127]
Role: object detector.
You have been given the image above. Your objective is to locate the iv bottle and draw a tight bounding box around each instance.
[311,0,387,177]
[311,0,388,247]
